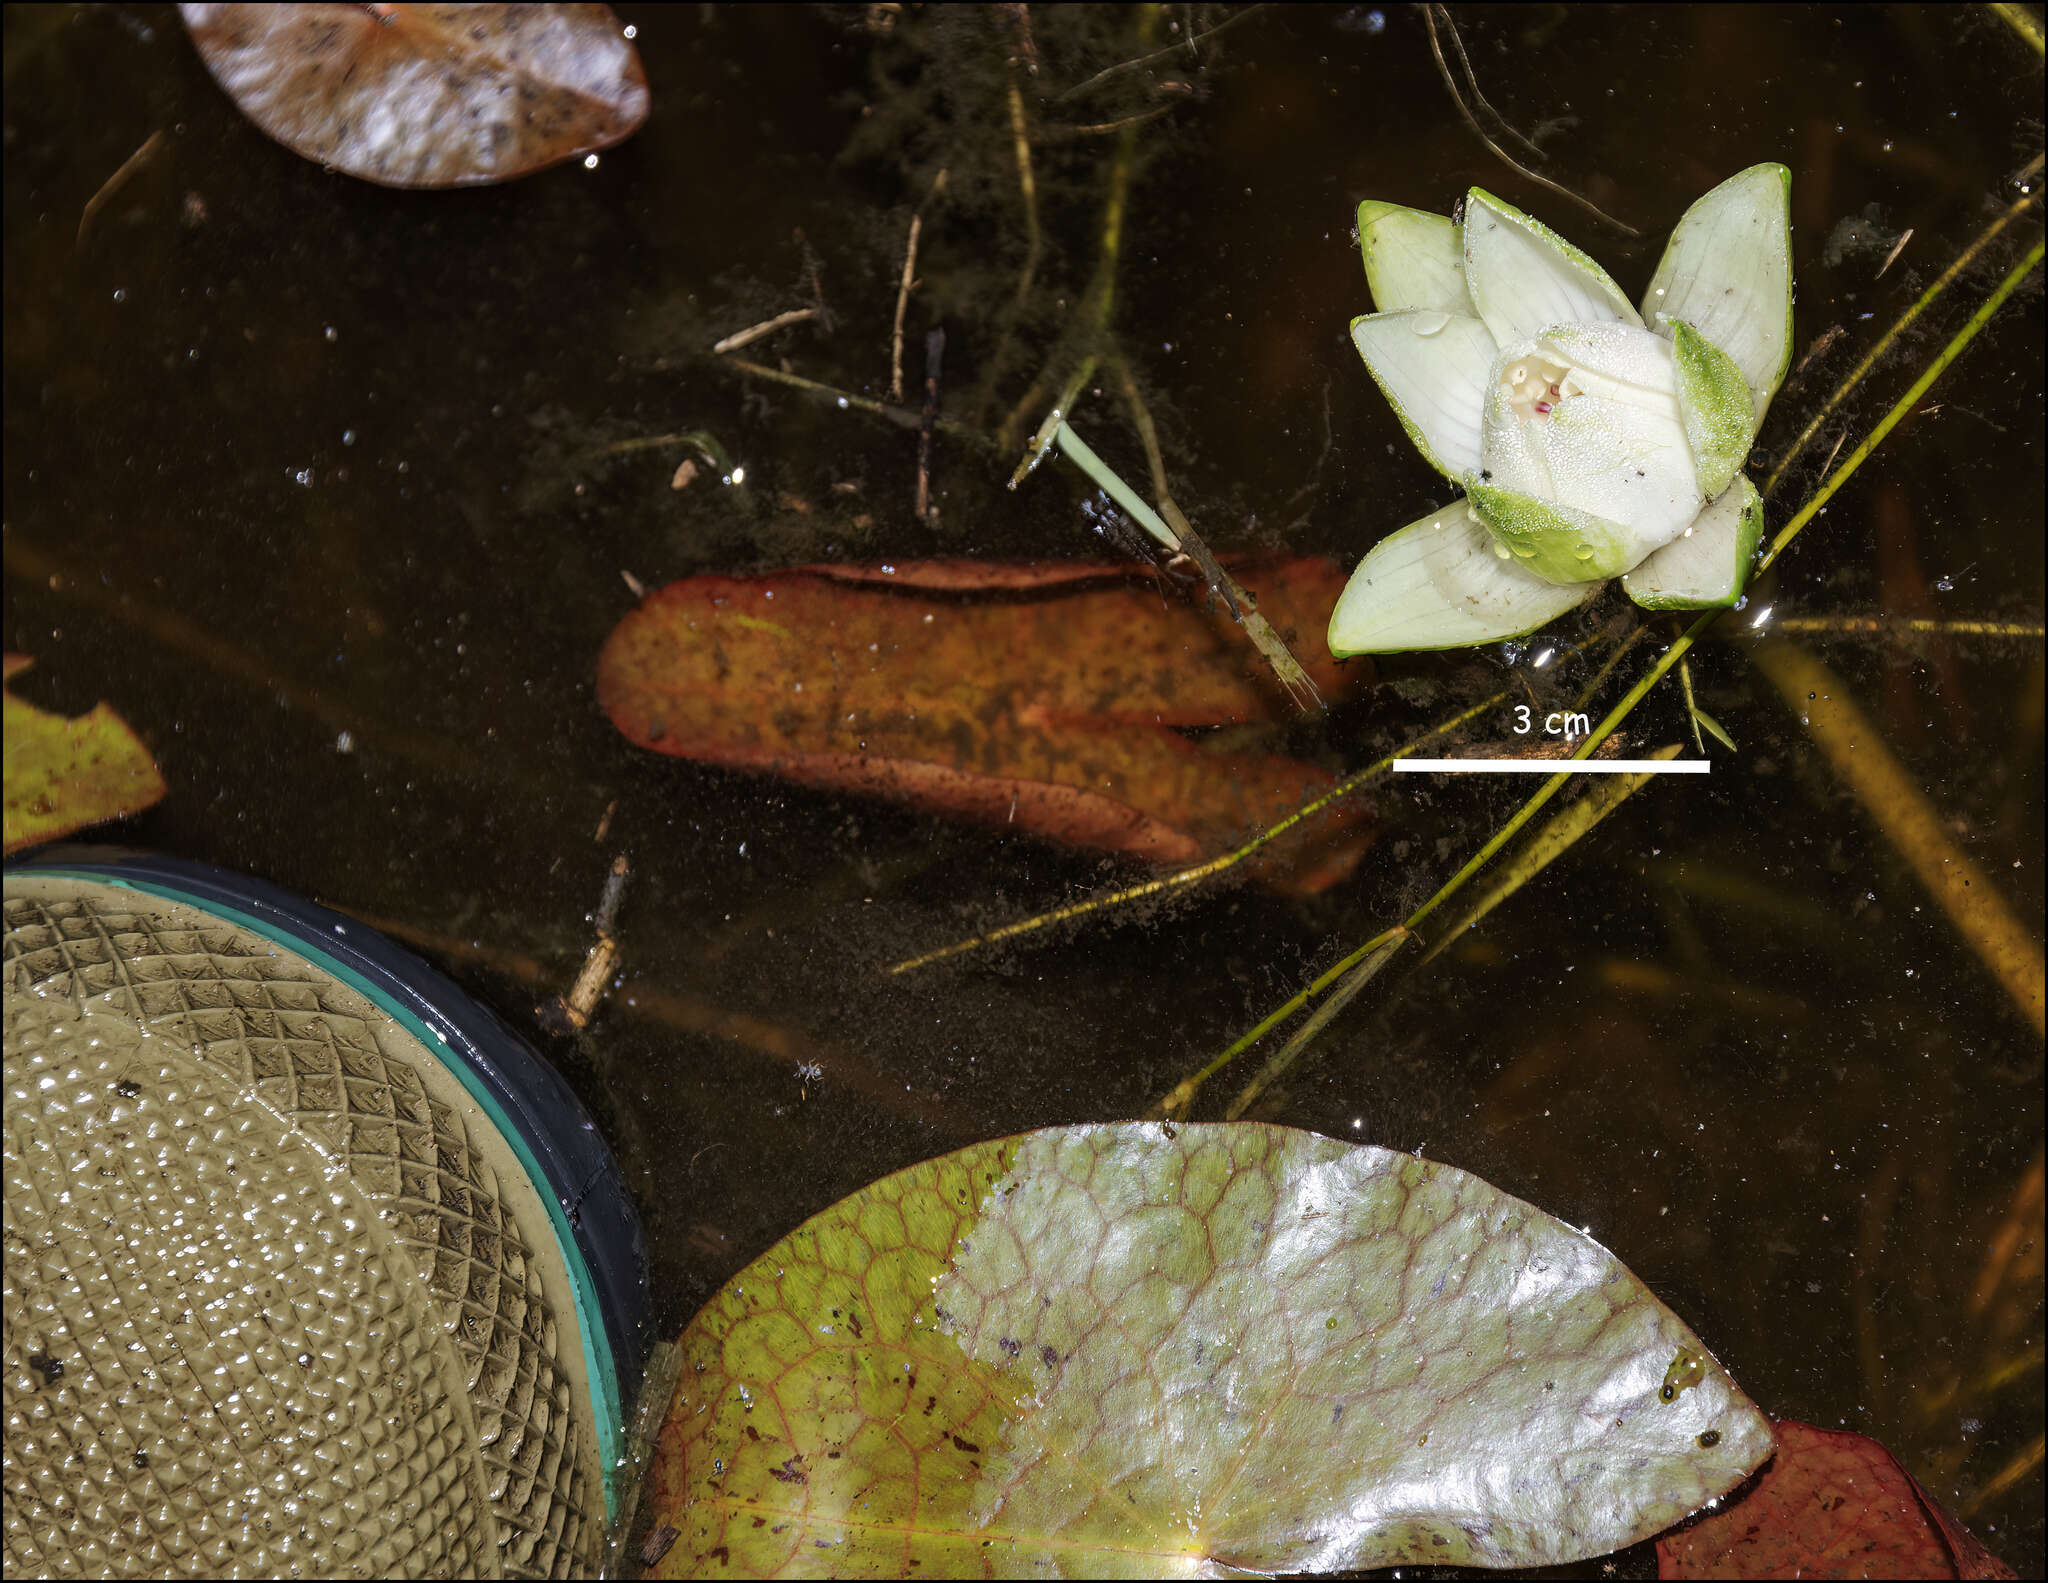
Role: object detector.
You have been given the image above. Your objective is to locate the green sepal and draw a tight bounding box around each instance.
[1669,318,1757,500]
[1357,200,1474,317]
[1642,163,1793,423]
[1621,475,1765,610]
[1327,499,1599,656]
[1465,480,1639,584]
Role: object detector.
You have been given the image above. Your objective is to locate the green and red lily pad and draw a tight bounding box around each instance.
[649,1123,1775,1577]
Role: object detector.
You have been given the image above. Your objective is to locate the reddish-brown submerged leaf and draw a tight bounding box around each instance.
[3,655,167,855]
[180,3,649,188]
[596,559,1371,890]
[1657,1419,2016,1579]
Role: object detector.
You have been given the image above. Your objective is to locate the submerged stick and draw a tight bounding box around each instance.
[1035,419,1322,709]
[915,325,946,520]
[711,306,818,354]
[78,129,166,251]
[889,170,948,402]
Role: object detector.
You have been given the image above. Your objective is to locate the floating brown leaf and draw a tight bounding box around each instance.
[3,655,167,855]
[1657,1419,2016,1579]
[596,560,1371,890]
[180,3,649,188]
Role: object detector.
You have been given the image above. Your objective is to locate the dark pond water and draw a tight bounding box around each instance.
[6,4,2042,1575]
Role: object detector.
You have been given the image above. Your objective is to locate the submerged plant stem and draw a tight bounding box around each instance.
[1421,4,1639,237]
[1223,930,1410,1119]
[1154,927,1407,1121]
[1416,746,1683,971]
[1761,616,2045,640]
[1752,641,2045,1038]
[1762,157,2041,500]
[1757,240,2044,577]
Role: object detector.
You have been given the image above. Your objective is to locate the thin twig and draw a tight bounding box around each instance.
[714,356,991,446]
[890,169,948,402]
[78,129,166,250]
[1159,497,1323,711]
[711,306,819,354]
[1420,4,1639,236]
[915,325,946,519]
[1055,3,1266,100]
[1874,227,1915,280]
[1040,105,1180,141]
[998,11,1146,453]
[969,75,1045,427]
[536,854,632,1035]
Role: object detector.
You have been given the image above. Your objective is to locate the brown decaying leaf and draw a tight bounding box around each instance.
[1657,1419,2016,1580]
[3,655,167,856]
[596,559,1372,891]
[179,3,648,189]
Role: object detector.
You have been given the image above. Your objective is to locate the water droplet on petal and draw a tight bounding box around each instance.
[1411,312,1451,336]
[1575,545,1595,560]
[1493,542,1511,560]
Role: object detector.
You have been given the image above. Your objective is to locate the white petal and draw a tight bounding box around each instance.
[1476,348,1555,497]
[1329,500,1599,655]
[1540,321,1681,401]
[1462,188,1642,347]
[1642,164,1793,424]
[1357,200,1476,316]
[1666,317,1758,500]
[1533,392,1702,554]
[1351,311,1498,480]
[1622,475,1765,609]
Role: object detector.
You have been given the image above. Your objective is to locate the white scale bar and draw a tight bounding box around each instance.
[1394,758,1710,774]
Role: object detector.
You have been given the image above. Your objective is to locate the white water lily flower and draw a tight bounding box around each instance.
[1330,165,1790,655]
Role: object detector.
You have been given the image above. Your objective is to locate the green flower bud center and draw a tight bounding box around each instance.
[1502,352,1582,424]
